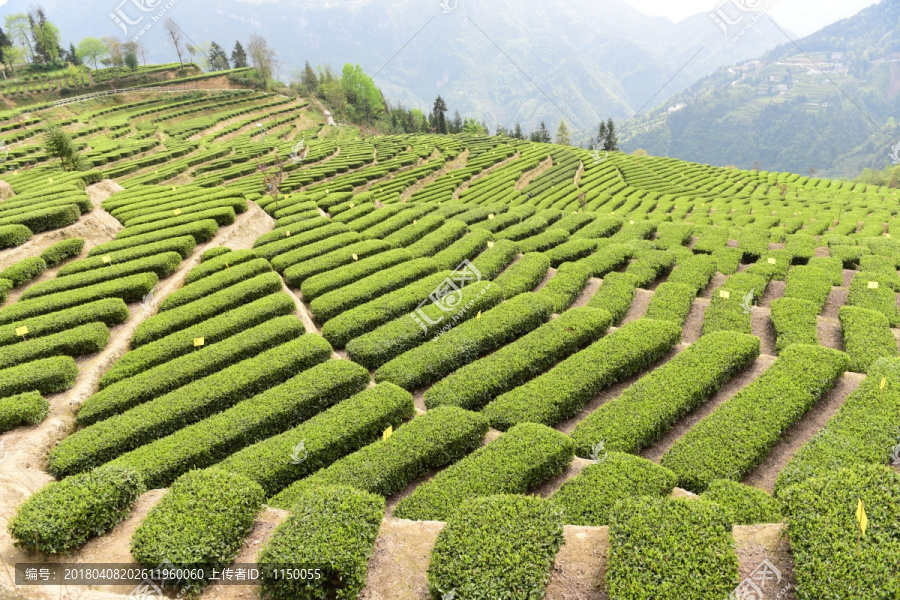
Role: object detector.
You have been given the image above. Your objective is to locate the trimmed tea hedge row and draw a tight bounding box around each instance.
[8,466,145,554]
[393,422,574,521]
[666,254,717,292]
[427,495,564,600]
[644,282,697,325]
[807,256,844,286]
[256,224,353,263]
[21,253,181,299]
[701,479,782,525]
[0,257,47,287]
[108,360,370,490]
[131,469,264,592]
[537,261,592,313]
[347,280,501,369]
[485,318,683,430]
[0,391,49,432]
[783,465,900,600]
[48,336,333,477]
[571,331,760,456]
[847,272,900,326]
[431,228,493,270]
[116,207,236,239]
[776,357,900,495]
[606,497,739,600]
[551,452,676,526]
[587,272,638,324]
[375,292,553,390]
[259,486,385,600]
[577,243,633,277]
[59,237,196,275]
[0,356,78,397]
[469,239,519,279]
[40,238,85,267]
[493,252,550,299]
[310,258,439,323]
[0,322,109,370]
[271,406,488,508]
[406,219,469,259]
[425,307,611,411]
[282,240,392,288]
[100,293,294,387]
[219,383,414,496]
[0,298,128,347]
[839,305,897,373]
[0,224,33,249]
[80,316,304,425]
[661,344,849,491]
[200,246,232,262]
[0,273,157,325]
[183,249,258,285]
[301,249,411,300]
[131,272,283,346]
[783,266,832,311]
[88,220,219,256]
[255,217,331,248]
[160,258,272,311]
[544,239,598,267]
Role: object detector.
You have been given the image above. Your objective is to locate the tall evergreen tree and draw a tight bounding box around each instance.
[450,110,463,134]
[604,117,618,151]
[207,41,230,71]
[556,120,570,145]
[513,123,524,140]
[301,60,317,95]
[596,121,608,150]
[532,121,551,143]
[67,42,80,65]
[231,40,248,68]
[432,95,448,134]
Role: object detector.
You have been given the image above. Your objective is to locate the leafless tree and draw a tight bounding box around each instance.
[255,149,287,212]
[101,36,124,67]
[247,33,276,80]
[163,18,185,68]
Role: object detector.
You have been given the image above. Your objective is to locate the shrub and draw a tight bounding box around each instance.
[184,249,257,285]
[770,297,819,353]
[776,357,900,495]
[839,305,898,373]
[255,224,354,262]
[537,261,592,313]
[0,322,109,370]
[79,317,303,425]
[667,254,717,292]
[570,216,623,239]
[200,246,231,262]
[783,266,832,311]
[0,391,49,432]
[661,344,849,492]
[551,453,676,526]
[712,246,742,275]
[131,272,283,346]
[131,469,264,592]
[0,257,47,287]
[218,383,414,496]
[517,228,569,254]
[59,237,196,275]
[271,406,488,508]
[282,240,392,288]
[88,220,219,256]
[347,280,501,369]
[427,495,564,599]
[625,249,675,287]
[40,238,85,266]
[310,258,439,323]
[0,279,10,303]
[606,497,739,600]
[393,422,574,521]
[8,466,145,554]
[48,336,333,477]
[485,318,682,430]
[161,258,273,311]
[116,207,235,239]
[258,486,385,600]
[375,292,553,390]
[469,239,519,279]
[544,239,598,267]
[425,307,611,410]
[0,273,158,326]
[100,293,295,386]
[807,256,844,286]
[0,224,32,249]
[847,272,900,326]
[0,204,81,233]
[783,465,900,600]
[301,249,411,300]
[0,355,78,397]
[493,252,550,299]
[644,282,696,325]
[587,272,638,324]
[571,331,760,456]
[0,298,128,347]
[701,479,782,525]
[108,360,371,490]
[21,253,181,299]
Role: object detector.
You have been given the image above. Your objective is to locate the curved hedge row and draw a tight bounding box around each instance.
[0,298,128,347]
[493,253,550,299]
[183,248,258,285]
[0,391,50,432]
[0,355,79,397]
[0,224,33,249]
[60,237,197,276]
[88,220,219,256]
[0,322,109,370]
[160,258,273,311]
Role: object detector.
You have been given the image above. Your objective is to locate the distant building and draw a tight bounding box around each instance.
[778,84,789,93]
[757,86,771,96]
[769,75,780,82]
[832,52,844,60]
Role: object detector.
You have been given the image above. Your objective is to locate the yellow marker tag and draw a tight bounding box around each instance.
[887,234,892,238]
[719,290,731,299]
[856,499,868,536]
[413,219,418,225]
[173,208,181,216]
[285,231,291,237]
[383,426,393,441]
[630,220,635,225]
[767,258,777,265]
[868,281,879,289]
[172,187,177,191]
[349,202,355,208]
[880,377,886,390]
[487,241,495,248]
[194,337,205,347]
[488,213,495,220]
[352,253,359,261]
[101,255,112,264]
[476,310,482,320]
[15,326,28,337]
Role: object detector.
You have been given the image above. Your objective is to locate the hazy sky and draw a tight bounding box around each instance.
[624,0,881,36]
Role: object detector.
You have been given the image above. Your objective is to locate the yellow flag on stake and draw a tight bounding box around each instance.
[881,378,887,390]
[856,499,868,536]
[194,337,205,347]
[352,254,358,261]
[476,310,482,320]
[101,255,112,264]
[383,426,393,442]
[15,326,28,337]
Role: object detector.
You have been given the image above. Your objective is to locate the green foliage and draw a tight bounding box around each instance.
[0,224,33,249]
[839,305,898,373]
[428,495,564,600]
[0,355,78,397]
[493,252,550,299]
[21,253,181,299]
[60,237,197,276]
[0,391,49,432]
[701,479,783,525]
[552,453,676,526]
[39,238,85,266]
[0,322,109,370]
[0,298,128,347]
[770,297,819,353]
[8,466,145,554]
[0,256,47,287]
[644,282,696,325]
[43,121,85,171]
[200,246,232,262]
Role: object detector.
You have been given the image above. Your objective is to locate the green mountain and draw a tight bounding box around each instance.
[621,0,900,177]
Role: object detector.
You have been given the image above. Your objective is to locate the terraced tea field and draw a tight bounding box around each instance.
[1,89,898,600]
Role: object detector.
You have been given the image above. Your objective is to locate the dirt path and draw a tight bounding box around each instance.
[516,155,553,191]
[400,149,469,202]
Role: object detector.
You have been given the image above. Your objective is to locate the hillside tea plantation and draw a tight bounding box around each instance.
[1,84,899,600]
